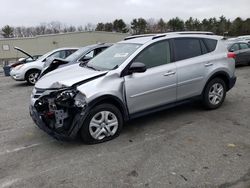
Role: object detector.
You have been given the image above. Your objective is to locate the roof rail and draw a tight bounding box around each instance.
[124,34,156,40]
[152,34,167,40]
[124,31,216,41]
[169,31,215,35]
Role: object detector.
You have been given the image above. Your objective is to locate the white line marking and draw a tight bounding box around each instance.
[0,143,43,156]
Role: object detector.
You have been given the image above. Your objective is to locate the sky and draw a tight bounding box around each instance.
[0,0,250,27]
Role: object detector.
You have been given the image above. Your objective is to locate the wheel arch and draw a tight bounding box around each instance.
[24,68,41,80]
[88,95,130,122]
[203,71,230,93]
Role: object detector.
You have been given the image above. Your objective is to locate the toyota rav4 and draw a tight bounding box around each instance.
[30,33,236,144]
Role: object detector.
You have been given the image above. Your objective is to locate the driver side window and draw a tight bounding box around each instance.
[133,40,171,69]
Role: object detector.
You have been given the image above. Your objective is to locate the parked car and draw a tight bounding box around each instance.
[40,43,112,78]
[10,47,41,68]
[227,35,250,44]
[227,41,250,65]
[10,47,78,85]
[30,33,236,144]
[236,35,250,43]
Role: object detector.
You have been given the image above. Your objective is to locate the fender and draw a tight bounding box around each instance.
[88,94,130,121]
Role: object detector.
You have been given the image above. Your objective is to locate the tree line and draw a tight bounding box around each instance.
[1,16,250,38]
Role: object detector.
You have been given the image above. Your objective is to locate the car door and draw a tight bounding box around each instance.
[124,40,177,114]
[239,43,250,63]
[173,38,206,100]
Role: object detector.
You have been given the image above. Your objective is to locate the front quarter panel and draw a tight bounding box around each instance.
[76,71,126,107]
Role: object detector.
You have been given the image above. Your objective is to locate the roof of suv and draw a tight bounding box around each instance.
[120,32,222,45]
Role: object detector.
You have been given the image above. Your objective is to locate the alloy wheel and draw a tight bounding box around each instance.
[208,83,224,105]
[89,111,119,140]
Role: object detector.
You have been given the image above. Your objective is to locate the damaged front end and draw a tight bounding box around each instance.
[30,88,88,140]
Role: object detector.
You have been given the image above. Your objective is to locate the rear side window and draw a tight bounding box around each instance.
[133,40,171,69]
[239,43,249,49]
[203,39,217,52]
[230,44,240,52]
[174,38,202,61]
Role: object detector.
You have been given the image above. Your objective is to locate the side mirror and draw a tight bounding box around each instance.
[128,62,147,74]
[82,56,92,62]
[229,48,235,52]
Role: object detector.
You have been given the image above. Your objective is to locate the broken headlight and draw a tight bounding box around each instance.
[55,89,86,109]
[74,93,87,109]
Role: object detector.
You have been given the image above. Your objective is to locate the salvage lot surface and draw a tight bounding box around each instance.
[0,67,250,188]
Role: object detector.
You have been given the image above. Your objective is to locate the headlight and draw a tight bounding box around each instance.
[15,64,24,70]
[56,89,76,103]
[55,89,87,109]
[74,93,87,108]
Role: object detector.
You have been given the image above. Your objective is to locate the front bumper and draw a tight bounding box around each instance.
[29,105,86,141]
[10,69,25,81]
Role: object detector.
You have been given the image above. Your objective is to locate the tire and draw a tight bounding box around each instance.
[80,103,123,144]
[203,78,226,110]
[25,70,40,85]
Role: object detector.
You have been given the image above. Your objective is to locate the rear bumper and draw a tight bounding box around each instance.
[29,105,85,141]
[228,76,237,90]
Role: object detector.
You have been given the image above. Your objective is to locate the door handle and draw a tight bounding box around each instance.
[205,62,213,67]
[164,71,176,76]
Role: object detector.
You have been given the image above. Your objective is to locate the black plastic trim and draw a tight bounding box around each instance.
[129,96,200,120]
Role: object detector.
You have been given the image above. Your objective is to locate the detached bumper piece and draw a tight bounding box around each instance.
[30,94,87,141]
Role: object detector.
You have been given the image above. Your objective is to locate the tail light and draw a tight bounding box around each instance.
[227,52,236,59]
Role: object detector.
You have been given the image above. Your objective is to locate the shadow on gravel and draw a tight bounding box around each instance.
[10,82,33,88]
[122,100,203,135]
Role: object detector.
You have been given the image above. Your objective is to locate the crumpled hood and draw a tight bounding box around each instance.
[35,64,107,89]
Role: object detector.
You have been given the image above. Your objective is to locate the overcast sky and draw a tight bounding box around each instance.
[0,0,250,27]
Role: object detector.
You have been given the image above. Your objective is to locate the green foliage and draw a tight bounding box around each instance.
[1,25,14,38]
[157,18,167,32]
[131,18,147,34]
[3,16,250,37]
[113,19,128,33]
[168,17,184,31]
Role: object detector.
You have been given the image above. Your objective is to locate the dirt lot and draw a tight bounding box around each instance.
[0,66,250,188]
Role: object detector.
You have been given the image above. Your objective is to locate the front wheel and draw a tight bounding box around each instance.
[80,104,123,144]
[26,70,40,85]
[203,78,226,110]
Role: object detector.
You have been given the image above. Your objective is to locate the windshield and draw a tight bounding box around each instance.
[65,47,90,62]
[86,43,141,71]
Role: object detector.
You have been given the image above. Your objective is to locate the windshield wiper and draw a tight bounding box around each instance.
[85,64,100,71]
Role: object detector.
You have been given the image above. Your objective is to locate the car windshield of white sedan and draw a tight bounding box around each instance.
[86,43,141,71]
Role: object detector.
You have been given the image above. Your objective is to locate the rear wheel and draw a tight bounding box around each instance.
[203,78,226,109]
[25,70,40,85]
[80,103,123,144]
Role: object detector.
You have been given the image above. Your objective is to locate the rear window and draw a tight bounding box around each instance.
[174,38,202,61]
[203,39,217,52]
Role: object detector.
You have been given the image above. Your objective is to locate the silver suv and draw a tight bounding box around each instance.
[30,33,236,144]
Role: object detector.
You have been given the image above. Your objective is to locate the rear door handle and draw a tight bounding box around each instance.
[164,71,176,76]
[205,62,213,67]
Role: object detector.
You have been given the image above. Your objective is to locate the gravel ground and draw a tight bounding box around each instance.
[0,66,250,188]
